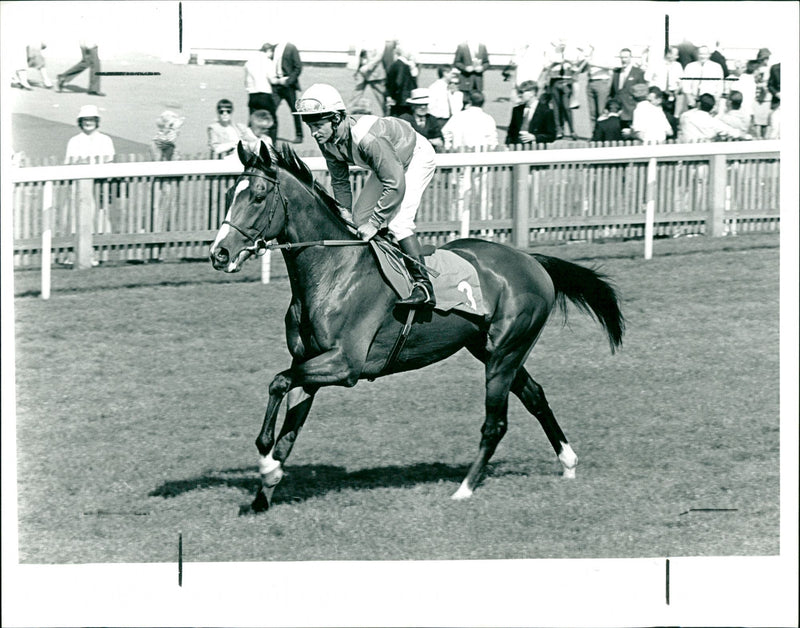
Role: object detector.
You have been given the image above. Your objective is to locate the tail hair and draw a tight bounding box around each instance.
[532,253,626,353]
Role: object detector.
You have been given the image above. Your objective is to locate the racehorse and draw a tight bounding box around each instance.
[210,141,624,512]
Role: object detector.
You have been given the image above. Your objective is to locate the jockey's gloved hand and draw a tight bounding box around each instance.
[357,222,379,241]
[339,208,354,225]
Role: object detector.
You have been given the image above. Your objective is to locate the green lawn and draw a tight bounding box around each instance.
[12,232,780,562]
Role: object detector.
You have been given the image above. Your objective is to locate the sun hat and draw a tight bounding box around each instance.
[77,104,100,119]
[406,88,430,105]
[261,42,276,52]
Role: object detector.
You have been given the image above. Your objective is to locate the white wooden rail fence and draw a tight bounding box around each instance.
[11,141,781,299]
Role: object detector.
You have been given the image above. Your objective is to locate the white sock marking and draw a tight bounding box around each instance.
[287,388,312,410]
[259,453,281,476]
[559,442,578,478]
[451,480,473,500]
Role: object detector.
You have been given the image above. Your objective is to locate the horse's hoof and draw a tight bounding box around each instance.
[562,468,577,479]
[251,491,271,512]
[451,482,473,500]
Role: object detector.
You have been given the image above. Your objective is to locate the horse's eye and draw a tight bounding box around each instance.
[253,192,267,203]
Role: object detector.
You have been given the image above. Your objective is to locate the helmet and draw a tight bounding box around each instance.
[293,83,346,118]
[78,104,100,120]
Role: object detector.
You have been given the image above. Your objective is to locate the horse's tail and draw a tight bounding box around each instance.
[532,254,625,354]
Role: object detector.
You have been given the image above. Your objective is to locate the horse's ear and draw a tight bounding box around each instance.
[259,140,273,168]
[237,141,251,166]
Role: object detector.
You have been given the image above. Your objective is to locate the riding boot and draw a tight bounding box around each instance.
[396,235,436,308]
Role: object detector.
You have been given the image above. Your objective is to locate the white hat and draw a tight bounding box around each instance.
[78,104,100,119]
[293,83,346,117]
[406,88,430,105]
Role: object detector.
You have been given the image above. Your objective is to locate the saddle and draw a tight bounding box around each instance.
[368,239,488,318]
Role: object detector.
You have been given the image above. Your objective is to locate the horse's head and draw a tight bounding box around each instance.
[209,141,287,272]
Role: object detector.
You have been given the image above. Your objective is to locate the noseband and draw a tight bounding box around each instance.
[222,169,288,257]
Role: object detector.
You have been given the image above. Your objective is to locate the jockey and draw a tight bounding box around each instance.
[293,83,436,308]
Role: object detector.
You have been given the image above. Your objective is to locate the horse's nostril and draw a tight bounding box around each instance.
[214,247,229,265]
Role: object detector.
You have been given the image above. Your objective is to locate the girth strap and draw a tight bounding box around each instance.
[369,308,417,382]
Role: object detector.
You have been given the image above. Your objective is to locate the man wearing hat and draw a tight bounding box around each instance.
[64,104,115,164]
[245,43,278,142]
[399,88,444,150]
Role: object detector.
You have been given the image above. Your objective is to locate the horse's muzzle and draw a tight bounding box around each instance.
[210,246,230,271]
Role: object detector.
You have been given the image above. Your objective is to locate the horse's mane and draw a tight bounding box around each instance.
[272,142,349,224]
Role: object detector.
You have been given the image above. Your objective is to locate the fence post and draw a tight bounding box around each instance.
[75,179,96,268]
[41,181,53,299]
[644,158,657,260]
[513,164,530,249]
[708,154,727,237]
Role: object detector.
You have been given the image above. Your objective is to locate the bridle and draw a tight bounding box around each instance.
[222,169,288,257]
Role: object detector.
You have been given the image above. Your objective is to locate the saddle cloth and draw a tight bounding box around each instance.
[369,241,489,317]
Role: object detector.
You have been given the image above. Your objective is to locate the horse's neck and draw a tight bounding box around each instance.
[278,179,368,291]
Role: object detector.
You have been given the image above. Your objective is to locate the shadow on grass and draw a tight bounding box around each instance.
[149,462,476,508]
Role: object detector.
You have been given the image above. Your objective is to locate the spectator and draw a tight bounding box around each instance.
[646,46,685,116]
[505,80,556,146]
[678,93,742,142]
[503,43,546,105]
[631,85,673,144]
[207,99,250,160]
[767,62,780,104]
[151,110,184,161]
[682,45,725,108]
[244,43,278,143]
[710,40,730,78]
[734,59,760,120]
[544,38,585,139]
[715,90,751,135]
[385,42,418,117]
[453,39,490,95]
[675,40,698,68]
[272,40,304,144]
[246,109,275,148]
[26,42,53,88]
[753,48,773,137]
[442,90,498,150]
[350,98,374,115]
[65,104,115,164]
[350,41,388,116]
[427,66,455,122]
[57,39,104,96]
[583,44,615,126]
[591,98,624,142]
[609,47,646,130]
[765,98,780,140]
[10,45,34,90]
[399,88,444,151]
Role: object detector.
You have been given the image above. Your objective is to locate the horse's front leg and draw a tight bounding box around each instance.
[251,370,294,511]
[252,347,362,512]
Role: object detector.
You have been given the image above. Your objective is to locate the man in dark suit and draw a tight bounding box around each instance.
[609,47,646,129]
[271,41,304,143]
[453,40,489,95]
[505,81,557,145]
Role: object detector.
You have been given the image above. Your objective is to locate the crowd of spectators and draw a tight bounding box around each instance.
[15,35,780,169]
[345,37,781,150]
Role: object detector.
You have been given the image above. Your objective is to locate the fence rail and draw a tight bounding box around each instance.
[11,140,781,274]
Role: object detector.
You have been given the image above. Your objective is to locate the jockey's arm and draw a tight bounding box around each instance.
[325,155,353,211]
[358,135,406,228]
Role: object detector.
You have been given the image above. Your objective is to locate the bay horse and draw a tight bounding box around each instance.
[210,141,624,512]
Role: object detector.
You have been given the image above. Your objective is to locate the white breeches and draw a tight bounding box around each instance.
[353,134,436,240]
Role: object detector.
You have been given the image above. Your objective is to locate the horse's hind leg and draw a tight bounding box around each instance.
[452,372,513,500]
[511,367,578,478]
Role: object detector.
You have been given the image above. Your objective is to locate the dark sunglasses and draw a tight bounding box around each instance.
[218,108,233,114]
